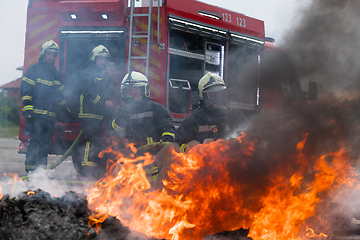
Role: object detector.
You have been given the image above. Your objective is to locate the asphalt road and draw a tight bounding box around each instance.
[0,138,78,176]
[0,138,24,175]
[0,138,91,186]
[0,138,94,197]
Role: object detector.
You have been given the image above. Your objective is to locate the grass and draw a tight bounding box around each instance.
[0,125,19,139]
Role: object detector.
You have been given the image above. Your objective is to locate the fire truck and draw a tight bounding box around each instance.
[18,0,316,170]
[258,38,317,109]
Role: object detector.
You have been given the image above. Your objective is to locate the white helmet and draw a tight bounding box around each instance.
[198,72,226,107]
[90,45,110,61]
[40,40,59,56]
[121,71,150,99]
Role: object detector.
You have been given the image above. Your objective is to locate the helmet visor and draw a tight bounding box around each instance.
[97,53,109,58]
[203,89,225,107]
[45,48,59,54]
[124,85,143,101]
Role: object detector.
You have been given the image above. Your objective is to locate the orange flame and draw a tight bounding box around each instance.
[248,148,353,240]
[8,173,18,197]
[87,134,357,240]
[306,226,328,238]
[27,191,35,196]
[1,173,20,199]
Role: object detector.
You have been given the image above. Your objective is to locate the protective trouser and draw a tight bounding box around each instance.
[25,116,54,172]
[79,119,106,177]
[133,149,159,183]
[144,163,159,183]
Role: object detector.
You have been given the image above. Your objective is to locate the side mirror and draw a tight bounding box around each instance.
[307,81,318,100]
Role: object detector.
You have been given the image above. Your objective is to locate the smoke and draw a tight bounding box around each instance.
[281,0,360,94]
[0,168,91,199]
[151,99,360,238]
[266,4,360,235]
[238,101,360,236]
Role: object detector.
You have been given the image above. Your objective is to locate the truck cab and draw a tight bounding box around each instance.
[262,38,317,109]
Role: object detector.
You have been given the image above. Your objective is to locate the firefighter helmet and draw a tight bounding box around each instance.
[91,45,110,61]
[40,40,59,56]
[121,71,150,99]
[198,72,226,107]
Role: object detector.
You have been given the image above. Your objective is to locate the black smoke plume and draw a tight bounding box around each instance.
[282,0,360,94]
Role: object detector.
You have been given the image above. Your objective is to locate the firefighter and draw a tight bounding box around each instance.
[20,40,65,173]
[176,72,247,147]
[108,71,175,183]
[110,71,175,146]
[77,45,114,177]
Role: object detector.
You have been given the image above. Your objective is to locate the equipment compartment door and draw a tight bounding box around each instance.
[59,29,127,113]
[168,27,226,120]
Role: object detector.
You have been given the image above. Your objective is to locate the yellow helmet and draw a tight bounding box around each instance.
[40,40,59,56]
[198,72,226,100]
[121,71,150,98]
[198,72,226,107]
[91,45,110,61]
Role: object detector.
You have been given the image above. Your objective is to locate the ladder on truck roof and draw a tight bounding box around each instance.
[127,0,153,79]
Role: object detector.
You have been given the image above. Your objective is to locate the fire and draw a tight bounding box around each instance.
[305,227,328,238]
[248,148,353,240]
[2,173,19,198]
[87,134,357,240]
[0,173,23,200]
[27,191,35,196]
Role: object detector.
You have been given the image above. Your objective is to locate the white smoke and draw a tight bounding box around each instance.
[0,167,92,199]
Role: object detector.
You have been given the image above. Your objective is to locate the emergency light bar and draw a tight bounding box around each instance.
[169,17,227,35]
[60,30,124,34]
[198,10,221,20]
[231,32,264,45]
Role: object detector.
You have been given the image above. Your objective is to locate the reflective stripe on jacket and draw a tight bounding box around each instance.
[20,57,63,118]
[176,106,247,145]
[78,64,112,120]
[110,98,175,146]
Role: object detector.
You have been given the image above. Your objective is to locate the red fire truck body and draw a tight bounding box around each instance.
[19,0,267,155]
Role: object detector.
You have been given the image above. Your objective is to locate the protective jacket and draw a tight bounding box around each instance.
[176,105,247,145]
[110,98,175,146]
[76,63,114,174]
[78,63,113,122]
[20,57,64,118]
[20,56,64,172]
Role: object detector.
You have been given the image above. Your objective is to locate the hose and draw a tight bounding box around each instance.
[21,137,169,181]
[21,131,83,181]
[136,141,172,152]
[47,130,83,170]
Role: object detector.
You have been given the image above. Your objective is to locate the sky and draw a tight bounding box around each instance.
[0,0,312,86]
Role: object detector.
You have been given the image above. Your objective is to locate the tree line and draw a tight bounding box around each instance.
[0,90,20,127]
